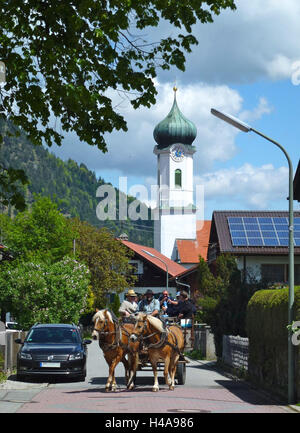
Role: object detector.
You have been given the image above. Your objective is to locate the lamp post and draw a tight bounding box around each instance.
[142,249,169,293]
[211,108,295,404]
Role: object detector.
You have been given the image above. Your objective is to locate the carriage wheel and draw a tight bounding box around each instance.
[176,362,186,385]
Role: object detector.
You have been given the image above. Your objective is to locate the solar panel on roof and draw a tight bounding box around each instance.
[246,231,261,238]
[273,217,288,224]
[228,217,243,224]
[258,217,273,224]
[279,239,289,246]
[227,216,299,248]
[263,238,279,246]
[244,217,257,224]
[231,238,248,246]
[248,238,263,246]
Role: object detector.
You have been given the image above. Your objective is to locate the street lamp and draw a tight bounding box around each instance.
[142,250,169,293]
[211,108,295,404]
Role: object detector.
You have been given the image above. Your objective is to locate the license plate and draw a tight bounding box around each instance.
[40,362,61,368]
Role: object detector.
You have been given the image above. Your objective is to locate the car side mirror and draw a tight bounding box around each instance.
[15,338,23,344]
[83,339,92,345]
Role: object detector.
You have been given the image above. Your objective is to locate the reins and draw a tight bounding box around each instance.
[132,317,177,351]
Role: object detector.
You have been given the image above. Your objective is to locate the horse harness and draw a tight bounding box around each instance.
[134,319,183,354]
[94,317,134,353]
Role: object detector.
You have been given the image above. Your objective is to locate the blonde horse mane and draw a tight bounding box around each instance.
[92,309,113,323]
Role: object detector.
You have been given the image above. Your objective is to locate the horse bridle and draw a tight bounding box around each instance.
[131,318,167,349]
[93,317,121,349]
[94,316,135,352]
[132,317,182,353]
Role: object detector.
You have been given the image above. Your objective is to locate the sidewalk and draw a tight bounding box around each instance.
[0,377,48,413]
[193,359,299,414]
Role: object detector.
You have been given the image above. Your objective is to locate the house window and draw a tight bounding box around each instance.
[175,169,182,188]
[129,260,143,275]
[261,264,285,283]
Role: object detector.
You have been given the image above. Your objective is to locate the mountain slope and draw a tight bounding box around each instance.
[0,123,154,246]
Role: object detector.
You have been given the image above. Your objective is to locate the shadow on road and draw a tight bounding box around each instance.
[7,373,85,384]
[187,361,286,407]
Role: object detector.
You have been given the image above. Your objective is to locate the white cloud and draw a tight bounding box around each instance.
[52,80,271,180]
[195,163,289,210]
[159,0,300,84]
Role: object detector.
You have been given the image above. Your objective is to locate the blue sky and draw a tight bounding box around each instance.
[51,0,300,221]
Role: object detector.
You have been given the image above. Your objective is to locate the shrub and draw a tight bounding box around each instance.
[246,286,300,399]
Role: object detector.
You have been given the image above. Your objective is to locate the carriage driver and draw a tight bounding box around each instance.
[138,289,160,317]
[119,289,138,319]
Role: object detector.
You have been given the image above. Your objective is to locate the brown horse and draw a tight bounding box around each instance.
[92,309,139,392]
[130,313,185,392]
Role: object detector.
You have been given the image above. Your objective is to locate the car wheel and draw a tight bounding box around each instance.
[16,373,25,382]
[176,362,186,385]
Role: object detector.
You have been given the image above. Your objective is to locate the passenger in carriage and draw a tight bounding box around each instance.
[119,289,138,321]
[177,291,197,319]
[138,289,160,317]
[161,291,181,318]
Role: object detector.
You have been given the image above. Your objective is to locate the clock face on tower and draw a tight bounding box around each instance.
[170,144,185,162]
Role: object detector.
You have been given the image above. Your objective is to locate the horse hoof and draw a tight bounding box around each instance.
[105,388,110,393]
[152,388,159,392]
[169,386,175,391]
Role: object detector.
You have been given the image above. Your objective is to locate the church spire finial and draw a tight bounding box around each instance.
[173,81,178,99]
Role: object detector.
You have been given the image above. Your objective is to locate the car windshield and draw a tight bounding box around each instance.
[26,327,80,344]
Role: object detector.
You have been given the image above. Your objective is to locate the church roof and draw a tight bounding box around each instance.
[153,88,197,149]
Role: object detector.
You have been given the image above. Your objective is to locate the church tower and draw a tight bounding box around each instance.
[153,87,197,260]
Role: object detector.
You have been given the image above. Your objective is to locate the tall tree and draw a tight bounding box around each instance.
[70,218,136,307]
[1,195,74,262]
[0,1,236,208]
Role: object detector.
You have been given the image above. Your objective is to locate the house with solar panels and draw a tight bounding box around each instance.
[207,211,300,285]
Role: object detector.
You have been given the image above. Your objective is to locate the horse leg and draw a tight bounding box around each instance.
[169,354,179,390]
[105,353,120,392]
[127,352,138,390]
[149,355,159,392]
[163,355,171,388]
[122,355,129,386]
[110,356,122,392]
[105,361,114,392]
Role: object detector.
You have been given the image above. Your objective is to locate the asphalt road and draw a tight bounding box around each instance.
[0,340,296,413]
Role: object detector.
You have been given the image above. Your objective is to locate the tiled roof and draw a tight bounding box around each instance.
[120,240,186,277]
[210,210,300,256]
[171,263,199,280]
[176,220,211,263]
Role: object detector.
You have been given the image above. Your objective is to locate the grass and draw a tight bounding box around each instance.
[185,349,204,360]
[0,352,5,383]
[0,371,7,383]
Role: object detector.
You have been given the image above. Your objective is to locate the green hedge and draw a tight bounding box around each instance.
[246,287,300,400]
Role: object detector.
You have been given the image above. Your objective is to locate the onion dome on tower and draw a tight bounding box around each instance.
[153,87,197,149]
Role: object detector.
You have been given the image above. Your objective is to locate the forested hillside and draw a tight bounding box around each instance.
[0,122,153,246]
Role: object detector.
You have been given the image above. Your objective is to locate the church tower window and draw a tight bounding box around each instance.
[175,169,182,188]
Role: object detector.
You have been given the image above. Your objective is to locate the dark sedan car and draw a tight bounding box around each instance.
[16,323,92,381]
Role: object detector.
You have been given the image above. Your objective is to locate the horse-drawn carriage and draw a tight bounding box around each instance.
[92,309,194,392]
[134,316,194,386]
